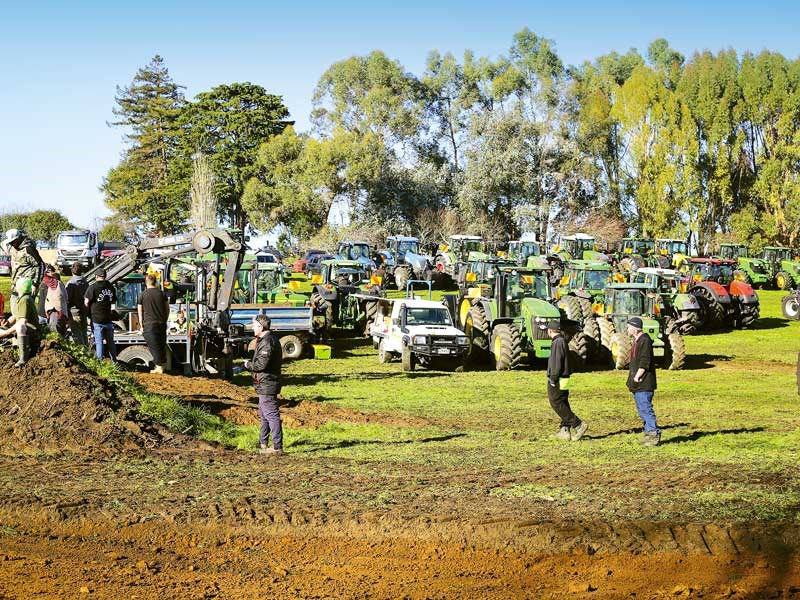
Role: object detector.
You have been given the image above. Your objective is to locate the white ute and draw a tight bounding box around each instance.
[369,297,469,371]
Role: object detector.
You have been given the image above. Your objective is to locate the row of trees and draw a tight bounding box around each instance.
[0,210,73,246]
[104,33,800,252]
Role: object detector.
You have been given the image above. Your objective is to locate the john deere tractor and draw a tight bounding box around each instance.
[310,259,383,333]
[456,258,516,309]
[459,266,562,370]
[761,246,800,290]
[548,233,609,287]
[717,243,770,287]
[655,238,690,270]
[234,262,312,306]
[632,267,700,335]
[554,260,615,321]
[616,238,656,273]
[375,236,439,291]
[434,235,490,286]
[507,236,543,267]
[593,283,685,371]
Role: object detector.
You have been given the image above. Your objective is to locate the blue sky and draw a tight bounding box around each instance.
[1,0,798,231]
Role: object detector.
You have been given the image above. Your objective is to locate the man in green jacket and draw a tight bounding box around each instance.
[0,277,41,367]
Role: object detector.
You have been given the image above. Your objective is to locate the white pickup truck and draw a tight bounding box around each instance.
[369,297,469,371]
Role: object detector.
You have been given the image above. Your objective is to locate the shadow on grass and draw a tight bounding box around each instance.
[283,370,450,388]
[289,432,467,453]
[660,426,765,444]
[682,353,733,370]
[584,422,691,440]
[749,317,790,331]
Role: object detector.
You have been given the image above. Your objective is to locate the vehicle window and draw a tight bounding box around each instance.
[398,241,419,254]
[406,308,451,325]
[617,290,643,314]
[116,281,143,310]
[257,270,281,290]
[584,270,610,289]
[58,234,90,245]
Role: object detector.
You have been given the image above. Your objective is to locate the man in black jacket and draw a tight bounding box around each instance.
[626,317,660,447]
[546,319,588,441]
[244,314,284,456]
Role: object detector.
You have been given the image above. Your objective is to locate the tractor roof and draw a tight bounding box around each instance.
[561,232,594,241]
[690,257,735,265]
[656,238,687,243]
[567,259,611,270]
[764,246,791,251]
[622,237,654,241]
[387,235,419,242]
[449,234,482,240]
[518,233,539,242]
[720,242,746,247]
[607,283,651,290]
[637,267,683,278]
[338,240,371,246]
[320,259,364,267]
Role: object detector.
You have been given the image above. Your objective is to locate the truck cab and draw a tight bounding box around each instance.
[56,229,99,269]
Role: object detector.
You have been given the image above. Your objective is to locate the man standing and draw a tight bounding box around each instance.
[66,262,89,346]
[244,314,284,456]
[137,274,169,374]
[84,268,117,361]
[3,229,44,308]
[0,278,40,367]
[626,316,660,447]
[38,265,69,336]
[546,319,588,441]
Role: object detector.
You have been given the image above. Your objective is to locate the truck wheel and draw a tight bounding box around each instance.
[117,346,153,372]
[394,268,409,292]
[401,345,415,372]
[378,339,391,363]
[664,333,686,370]
[610,332,631,370]
[280,334,304,360]
[491,323,521,371]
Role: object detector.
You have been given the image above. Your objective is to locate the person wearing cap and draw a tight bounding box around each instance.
[84,268,118,361]
[3,229,44,307]
[546,318,588,441]
[626,316,660,446]
[38,265,69,336]
[66,262,89,346]
[0,277,41,367]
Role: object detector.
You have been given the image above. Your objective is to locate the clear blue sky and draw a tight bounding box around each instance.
[1,0,797,230]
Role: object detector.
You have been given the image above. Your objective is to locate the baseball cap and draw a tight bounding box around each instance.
[546,318,562,331]
[627,316,643,329]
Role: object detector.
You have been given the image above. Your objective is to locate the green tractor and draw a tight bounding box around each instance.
[460,266,563,370]
[548,233,610,287]
[717,243,770,287]
[631,267,701,335]
[554,260,616,321]
[593,283,686,371]
[761,246,800,290]
[434,235,490,286]
[507,236,543,267]
[655,238,691,270]
[456,258,517,314]
[310,259,383,333]
[233,261,312,305]
[616,238,656,273]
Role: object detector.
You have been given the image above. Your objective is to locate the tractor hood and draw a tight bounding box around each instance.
[405,251,435,273]
[405,324,464,338]
[583,251,609,262]
[467,250,491,262]
[520,297,561,319]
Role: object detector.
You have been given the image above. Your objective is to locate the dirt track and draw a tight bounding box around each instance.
[0,347,798,597]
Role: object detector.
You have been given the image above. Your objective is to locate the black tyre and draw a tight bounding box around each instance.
[491,323,522,371]
[280,334,304,360]
[610,331,631,370]
[692,286,725,330]
[664,332,685,370]
[678,310,699,335]
[782,293,800,320]
[117,346,153,371]
[363,299,378,336]
[560,295,583,321]
[401,345,415,372]
[735,303,759,329]
[582,316,602,362]
[310,292,334,326]
[577,297,593,319]
[465,305,489,356]
[597,318,615,353]
[568,330,588,371]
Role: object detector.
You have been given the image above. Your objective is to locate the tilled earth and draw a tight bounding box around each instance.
[0,348,798,598]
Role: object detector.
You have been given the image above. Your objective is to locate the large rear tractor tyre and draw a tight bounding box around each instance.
[363,299,378,336]
[310,292,334,326]
[458,297,473,329]
[664,333,686,370]
[582,316,602,363]
[597,318,615,355]
[610,332,632,370]
[560,295,583,321]
[117,346,154,372]
[735,303,760,329]
[401,345,415,372]
[577,297,593,319]
[692,286,725,330]
[464,305,489,357]
[568,331,588,371]
[394,267,409,292]
[280,334,304,360]
[678,310,699,335]
[491,323,522,371]
[782,293,800,320]
[776,272,792,291]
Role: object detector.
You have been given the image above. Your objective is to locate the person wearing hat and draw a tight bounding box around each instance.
[0,277,41,367]
[38,264,69,336]
[626,316,660,446]
[3,229,44,311]
[84,268,118,361]
[546,318,588,441]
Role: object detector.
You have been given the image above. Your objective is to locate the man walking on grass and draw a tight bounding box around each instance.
[546,319,588,441]
[244,314,284,456]
[626,317,660,447]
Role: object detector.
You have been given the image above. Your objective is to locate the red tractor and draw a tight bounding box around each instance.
[686,258,759,330]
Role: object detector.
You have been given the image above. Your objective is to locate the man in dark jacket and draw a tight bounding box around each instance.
[546,319,588,441]
[137,274,169,374]
[626,317,660,446]
[244,314,284,456]
[66,262,89,346]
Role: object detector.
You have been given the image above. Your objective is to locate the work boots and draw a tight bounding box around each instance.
[14,336,30,368]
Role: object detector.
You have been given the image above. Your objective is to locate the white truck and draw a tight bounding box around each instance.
[56,229,99,270]
[368,296,469,372]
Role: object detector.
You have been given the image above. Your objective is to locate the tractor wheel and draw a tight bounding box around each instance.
[117,346,153,372]
[378,339,391,363]
[692,286,724,330]
[394,267,409,292]
[363,299,378,336]
[310,292,334,326]
[582,316,602,362]
[401,345,415,372]
[664,332,686,370]
[561,295,583,321]
[736,303,760,329]
[597,318,615,353]
[679,310,699,335]
[782,293,800,320]
[568,331,589,371]
[458,297,473,328]
[465,305,489,356]
[776,271,791,290]
[610,332,632,370]
[491,323,522,371]
[577,297,593,319]
[280,334,304,360]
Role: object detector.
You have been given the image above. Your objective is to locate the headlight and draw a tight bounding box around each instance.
[412,335,427,345]
[456,336,468,345]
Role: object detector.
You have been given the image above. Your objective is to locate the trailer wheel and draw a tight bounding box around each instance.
[280,334,304,360]
[117,346,153,372]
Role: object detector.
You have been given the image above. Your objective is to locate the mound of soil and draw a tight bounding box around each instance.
[0,341,211,455]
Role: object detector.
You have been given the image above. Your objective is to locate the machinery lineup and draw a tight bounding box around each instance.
[53,230,799,378]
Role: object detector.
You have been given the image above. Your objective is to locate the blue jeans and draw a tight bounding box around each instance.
[633,391,659,434]
[92,322,116,361]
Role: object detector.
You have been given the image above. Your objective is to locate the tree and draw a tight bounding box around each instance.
[98,222,128,242]
[182,83,291,229]
[0,210,72,245]
[102,55,189,234]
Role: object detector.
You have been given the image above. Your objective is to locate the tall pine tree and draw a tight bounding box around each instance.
[102,55,189,234]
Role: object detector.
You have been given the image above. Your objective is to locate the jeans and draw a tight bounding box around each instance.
[143,323,167,366]
[92,322,116,361]
[258,394,283,450]
[633,391,659,434]
[548,384,581,429]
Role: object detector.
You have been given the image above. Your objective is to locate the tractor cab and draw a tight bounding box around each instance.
[507,239,542,264]
[719,243,749,261]
[620,238,655,257]
[388,236,419,260]
[336,240,376,270]
[603,284,663,343]
[557,233,596,259]
[498,268,552,319]
[656,239,688,257]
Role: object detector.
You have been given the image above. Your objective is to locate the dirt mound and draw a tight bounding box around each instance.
[0,341,210,455]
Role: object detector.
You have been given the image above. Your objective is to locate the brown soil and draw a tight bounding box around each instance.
[0,347,798,598]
